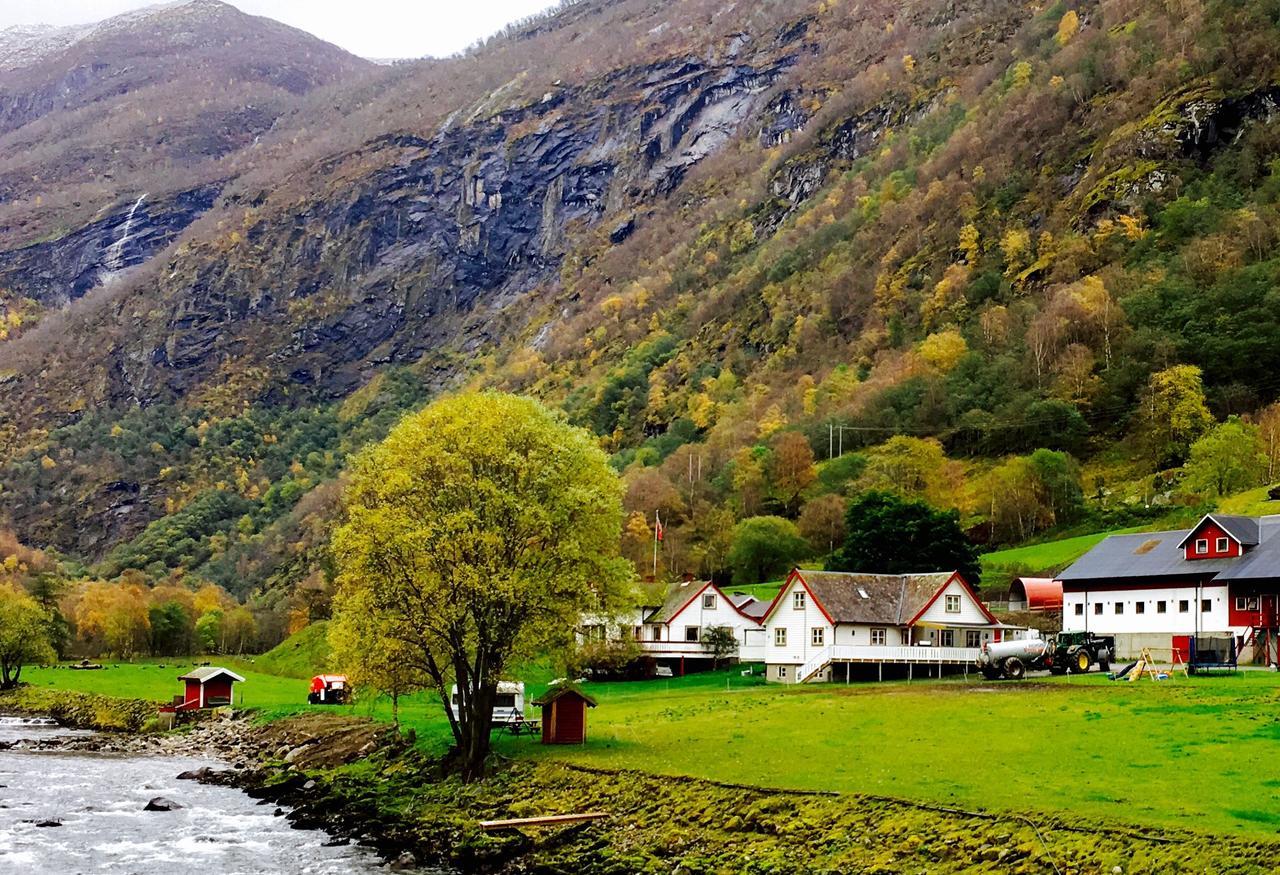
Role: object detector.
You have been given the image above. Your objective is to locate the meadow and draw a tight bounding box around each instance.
[19,656,1280,838]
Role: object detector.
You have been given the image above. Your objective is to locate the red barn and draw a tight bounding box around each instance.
[171,667,244,711]
[532,684,596,745]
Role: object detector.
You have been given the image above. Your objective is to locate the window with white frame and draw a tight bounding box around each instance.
[1179,599,1190,613]
[1196,539,1208,554]
[966,630,981,648]
[870,628,887,646]
[793,590,806,610]
[945,594,961,613]
[649,625,663,641]
[939,630,955,647]
[1216,537,1229,553]
[685,626,700,642]
[774,628,787,646]
[1236,596,1259,611]
[702,593,716,610]
[811,627,825,646]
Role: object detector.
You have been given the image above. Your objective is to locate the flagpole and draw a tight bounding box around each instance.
[652,510,660,578]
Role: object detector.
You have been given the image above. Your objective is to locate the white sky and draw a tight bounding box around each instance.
[0,0,560,59]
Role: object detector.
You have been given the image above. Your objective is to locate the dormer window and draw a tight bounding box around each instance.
[945,594,961,613]
[702,593,716,610]
[793,590,806,610]
[1216,537,1229,553]
[1195,539,1208,555]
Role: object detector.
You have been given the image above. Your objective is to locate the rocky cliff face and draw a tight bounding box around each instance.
[35,27,810,409]
[0,185,221,306]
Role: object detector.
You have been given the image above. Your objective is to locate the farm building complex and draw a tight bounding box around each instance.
[579,571,1024,681]
[1058,514,1280,664]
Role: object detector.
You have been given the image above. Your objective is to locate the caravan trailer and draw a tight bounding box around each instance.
[449,681,525,725]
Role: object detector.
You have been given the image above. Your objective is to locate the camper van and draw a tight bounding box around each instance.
[449,681,525,725]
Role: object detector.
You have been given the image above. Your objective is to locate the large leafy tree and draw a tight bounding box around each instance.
[331,392,629,780]
[727,516,809,584]
[0,584,56,689]
[827,492,981,584]
[1183,417,1266,498]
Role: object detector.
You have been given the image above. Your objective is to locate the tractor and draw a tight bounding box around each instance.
[977,632,1114,680]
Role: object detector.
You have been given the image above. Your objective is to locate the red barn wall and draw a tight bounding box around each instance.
[204,678,233,704]
[1184,523,1242,560]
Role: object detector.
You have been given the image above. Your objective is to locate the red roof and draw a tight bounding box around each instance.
[1010,577,1062,611]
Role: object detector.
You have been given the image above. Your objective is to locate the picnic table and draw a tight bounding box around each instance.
[503,715,542,737]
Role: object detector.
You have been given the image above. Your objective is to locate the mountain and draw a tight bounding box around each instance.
[0,0,372,302]
[2,0,1280,619]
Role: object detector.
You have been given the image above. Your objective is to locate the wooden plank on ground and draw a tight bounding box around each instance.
[478,812,610,830]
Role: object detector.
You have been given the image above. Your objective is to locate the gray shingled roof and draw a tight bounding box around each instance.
[794,571,957,625]
[1059,515,1280,583]
[729,593,770,620]
[644,580,711,624]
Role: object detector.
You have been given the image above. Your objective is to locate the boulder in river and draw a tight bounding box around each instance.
[35,820,62,827]
[177,767,213,781]
[144,797,184,812]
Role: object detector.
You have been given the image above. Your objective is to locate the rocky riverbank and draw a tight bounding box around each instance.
[5,690,1280,873]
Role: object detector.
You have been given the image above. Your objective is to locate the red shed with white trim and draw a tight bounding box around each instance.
[172,667,244,711]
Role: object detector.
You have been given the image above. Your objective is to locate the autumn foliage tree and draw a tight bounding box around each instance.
[330,392,630,780]
[0,584,55,688]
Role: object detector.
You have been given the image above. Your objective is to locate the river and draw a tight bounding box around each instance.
[0,716,394,873]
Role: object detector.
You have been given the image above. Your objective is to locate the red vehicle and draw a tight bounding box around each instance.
[308,674,350,705]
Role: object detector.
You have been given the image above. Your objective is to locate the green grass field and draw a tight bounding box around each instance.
[22,656,1280,838]
[980,528,1147,576]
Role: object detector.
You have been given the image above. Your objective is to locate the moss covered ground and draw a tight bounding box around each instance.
[19,657,1280,841]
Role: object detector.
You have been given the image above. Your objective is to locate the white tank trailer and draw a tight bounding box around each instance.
[976,632,1113,679]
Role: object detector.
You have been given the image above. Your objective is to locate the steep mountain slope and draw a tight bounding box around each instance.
[0,0,371,305]
[2,0,1280,613]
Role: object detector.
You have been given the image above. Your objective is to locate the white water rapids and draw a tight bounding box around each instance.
[0,716,396,873]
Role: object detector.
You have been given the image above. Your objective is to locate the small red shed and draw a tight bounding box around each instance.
[172,667,244,711]
[532,684,597,745]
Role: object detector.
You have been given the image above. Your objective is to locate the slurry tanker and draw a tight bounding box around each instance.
[976,632,1114,679]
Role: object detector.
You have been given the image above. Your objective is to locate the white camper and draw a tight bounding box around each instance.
[449,681,525,725]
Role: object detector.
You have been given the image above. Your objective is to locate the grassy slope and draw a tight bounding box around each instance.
[24,656,1280,838]
[248,621,333,678]
[980,528,1147,576]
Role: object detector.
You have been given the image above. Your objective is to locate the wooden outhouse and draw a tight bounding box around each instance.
[532,684,597,745]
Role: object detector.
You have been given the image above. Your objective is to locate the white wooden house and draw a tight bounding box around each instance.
[761,569,1003,683]
[578,579,766,672]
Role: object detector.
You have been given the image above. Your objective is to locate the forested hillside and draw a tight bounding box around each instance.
[2,0,1280,655]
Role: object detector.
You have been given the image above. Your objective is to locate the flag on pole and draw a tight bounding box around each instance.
[654,512,665,542]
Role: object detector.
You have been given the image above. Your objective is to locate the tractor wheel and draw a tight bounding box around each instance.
[1097,649,1111,672]
[1003,657,1026,680]
[1073,649,1091,673]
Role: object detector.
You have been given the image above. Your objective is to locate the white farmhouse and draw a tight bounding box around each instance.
[761,569,1003,683]
[638,578,766,669]
[578,579,766,673]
